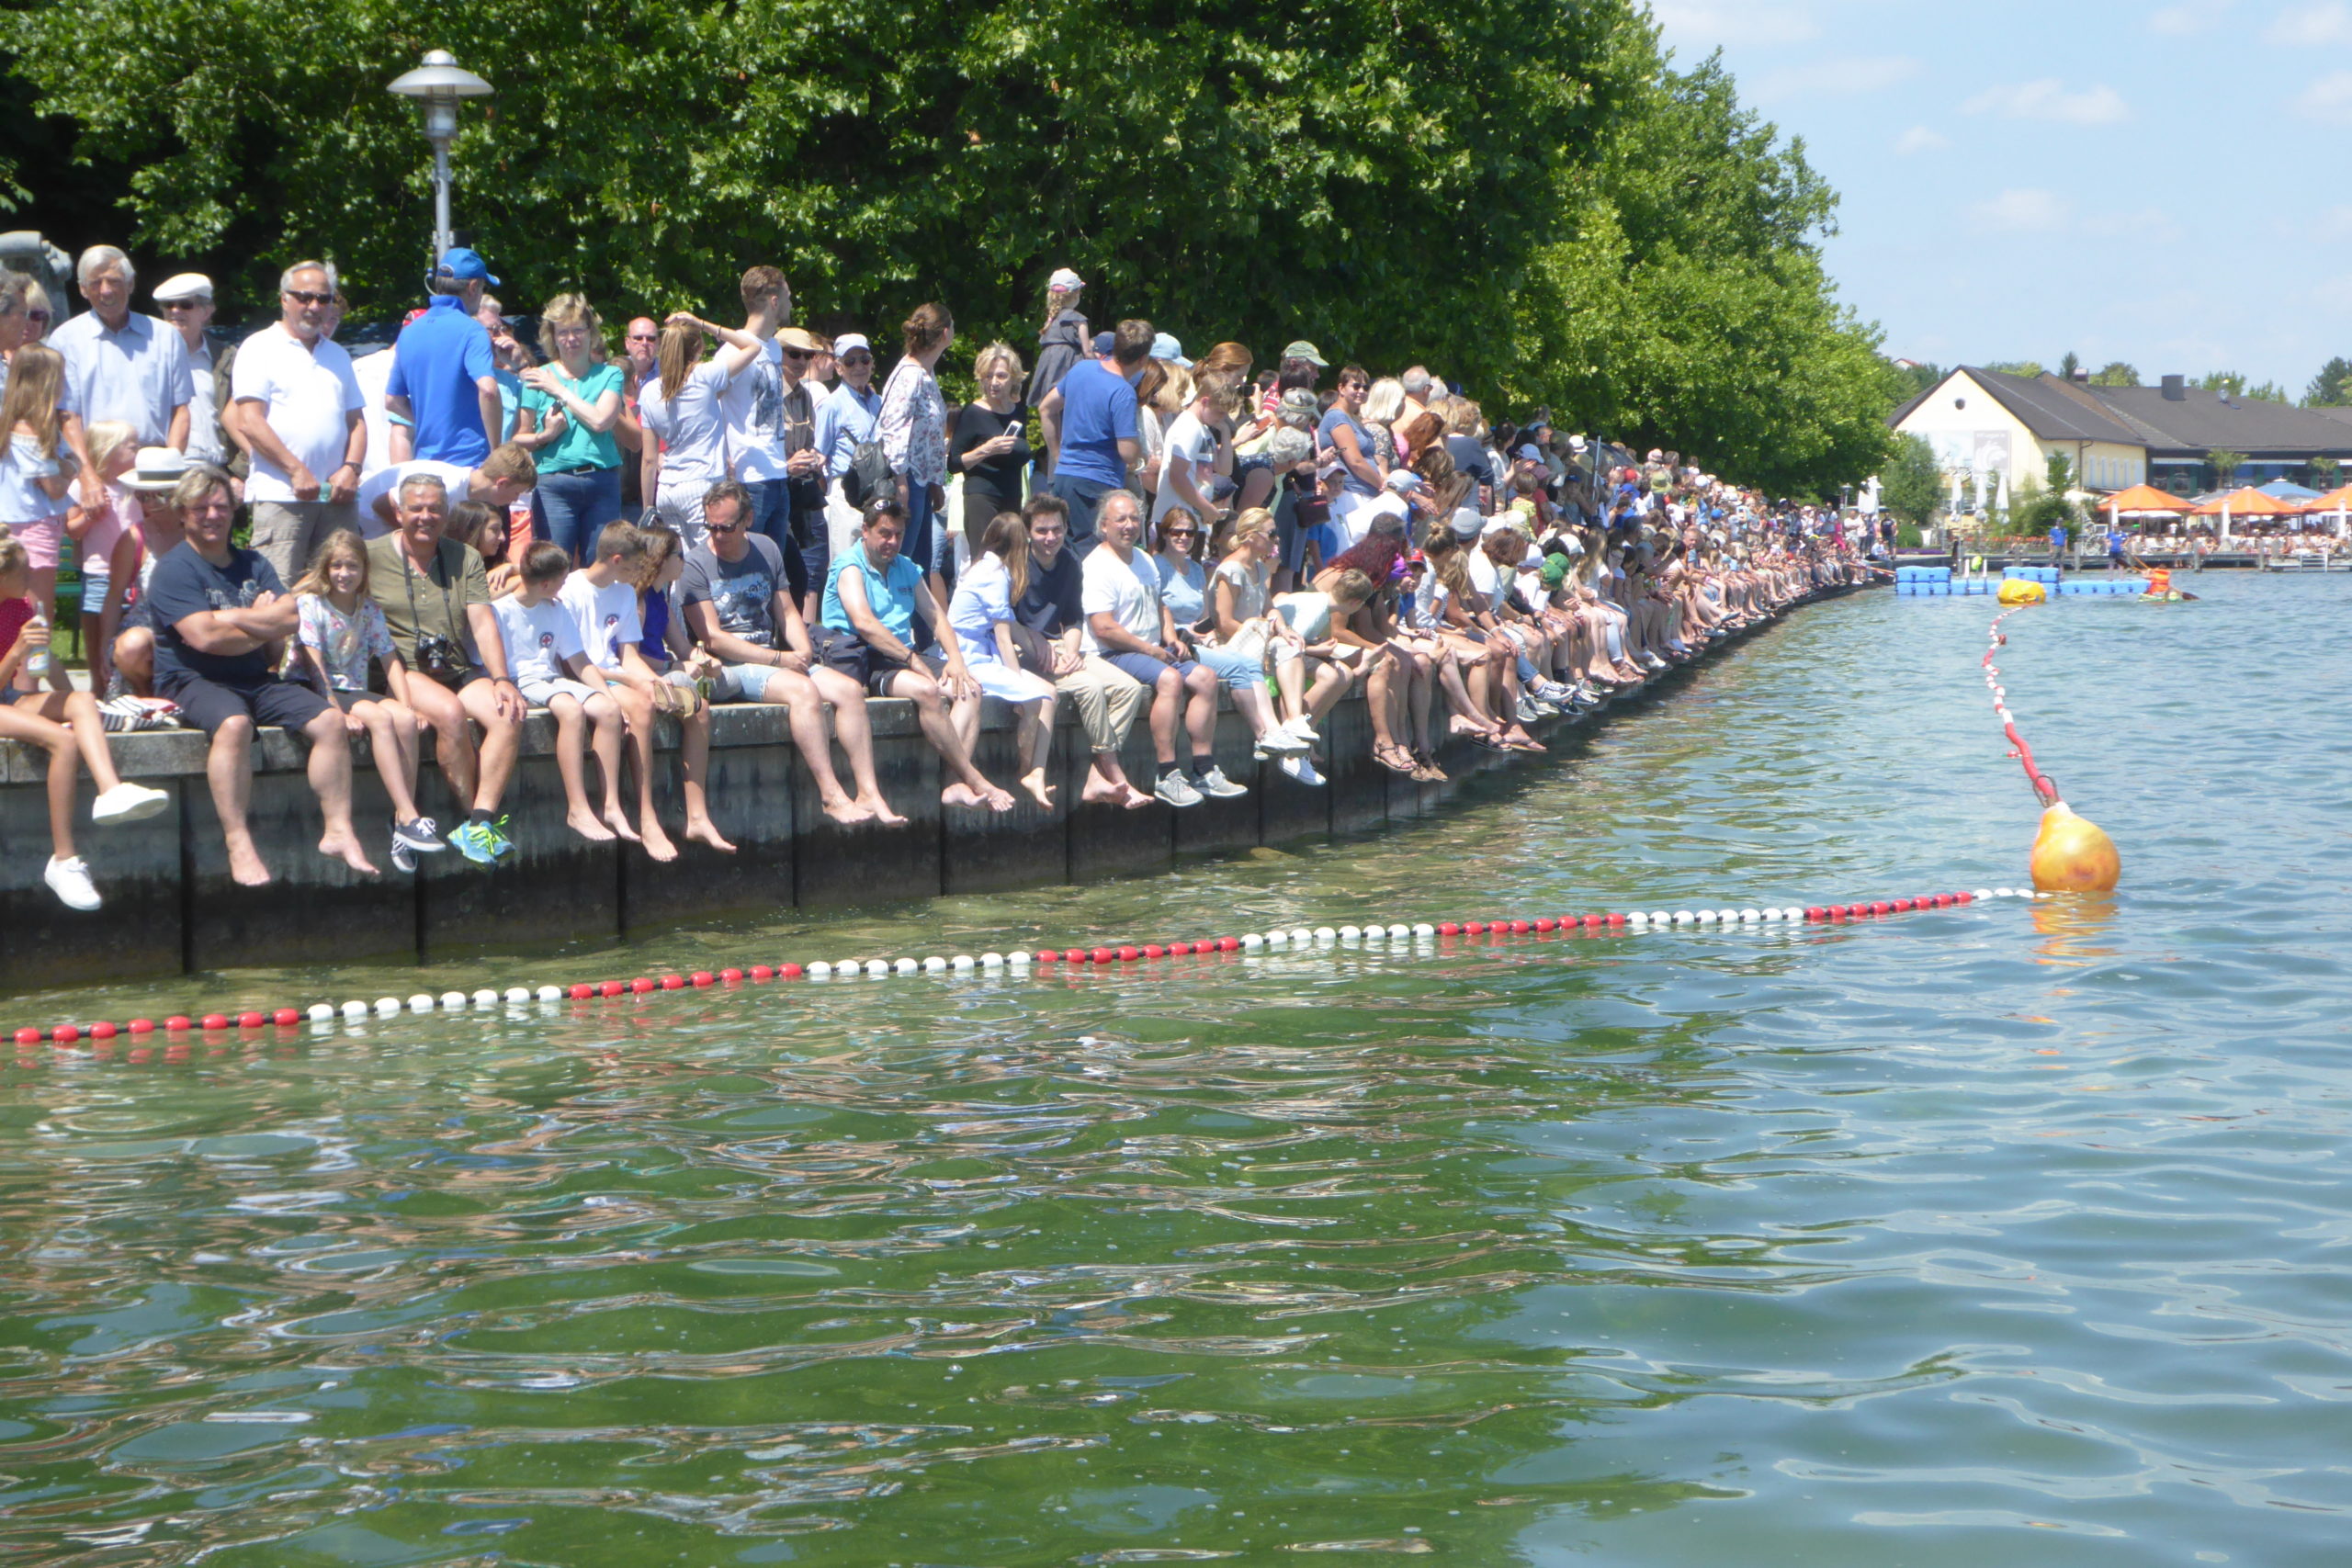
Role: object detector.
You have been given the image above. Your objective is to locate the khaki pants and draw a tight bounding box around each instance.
[1055,654,1147,755]
[249,498,363,584]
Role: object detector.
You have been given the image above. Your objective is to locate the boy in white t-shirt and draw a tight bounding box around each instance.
[556,520,733,861]
[493,540,628,844]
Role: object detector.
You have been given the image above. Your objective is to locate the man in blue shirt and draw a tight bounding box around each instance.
[1037,319,1152,543]
[385,247,502,466]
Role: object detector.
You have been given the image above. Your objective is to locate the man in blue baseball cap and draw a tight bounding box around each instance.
[385,246,502,467]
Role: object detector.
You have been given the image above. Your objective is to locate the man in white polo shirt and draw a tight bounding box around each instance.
[234,260,366,581]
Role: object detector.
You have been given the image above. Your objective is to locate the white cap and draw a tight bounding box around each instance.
[1448,506,1483,538]
[1048,266,1086,291]
[153,272,212,303]
[831,333,872,357]
[1385,468,1426,493]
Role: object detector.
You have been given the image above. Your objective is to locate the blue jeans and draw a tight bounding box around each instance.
[745,478,811,604]
[903,480,955,593]
[536,467,624,563]
[1048,473,1114,544]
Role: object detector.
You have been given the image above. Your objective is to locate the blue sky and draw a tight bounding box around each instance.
[1652,0,2350,394]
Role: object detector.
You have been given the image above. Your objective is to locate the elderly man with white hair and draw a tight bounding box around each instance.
[51,244,193,503]
[235,261,367,581]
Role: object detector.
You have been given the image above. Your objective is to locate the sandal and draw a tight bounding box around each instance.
[1374,743,1418,776]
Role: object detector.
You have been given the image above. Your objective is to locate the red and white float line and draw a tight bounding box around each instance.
[1984,604,2062,807]
[7,888,2043,1051]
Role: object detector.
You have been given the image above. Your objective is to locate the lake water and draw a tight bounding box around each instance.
[4,572,2346,1566]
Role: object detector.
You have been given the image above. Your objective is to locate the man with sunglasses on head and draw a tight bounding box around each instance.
[233,261,366,582]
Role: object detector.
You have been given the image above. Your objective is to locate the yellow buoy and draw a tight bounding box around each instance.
[1996,579,2047,605]
[2029,801,2120,894]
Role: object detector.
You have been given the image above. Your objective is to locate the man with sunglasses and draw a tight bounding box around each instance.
[812,333,881,566]
[233,261,366,582]
[615,317,661,515]
[153,274,224,466]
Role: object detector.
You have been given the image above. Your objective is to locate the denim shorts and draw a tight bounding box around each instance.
[1104,649,1200,687]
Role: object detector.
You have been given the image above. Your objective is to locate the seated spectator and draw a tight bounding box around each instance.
[358,442,537,536]
[447,500,521,598]
[365,471,527,865]
[818,499,1014,812]
[1081,489,1238,807]
[1153,506,1307,768]
[946,510,1059,809]
[559,522,737,858]
[1205,508,1349,784]
[1012,492,1151,808]
[0,344,74,620]
[98,451,195,699]
[492,540,629,844]
[681,479,904,827]
[287,530,443,871]
[0,524,171,908]
[141,463,377,885]
[64,419,139,693]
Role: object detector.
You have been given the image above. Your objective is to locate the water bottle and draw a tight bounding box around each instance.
[23,613,47,678]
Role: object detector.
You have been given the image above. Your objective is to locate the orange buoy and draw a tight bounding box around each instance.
[2029,801,2120,894]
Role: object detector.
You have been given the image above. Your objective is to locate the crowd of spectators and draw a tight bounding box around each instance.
[0,244,1876,909]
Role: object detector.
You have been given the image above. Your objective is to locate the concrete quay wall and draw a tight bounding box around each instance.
[0,587,1862,993]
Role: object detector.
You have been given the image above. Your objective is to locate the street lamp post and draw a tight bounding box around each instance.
[387,50,493,265]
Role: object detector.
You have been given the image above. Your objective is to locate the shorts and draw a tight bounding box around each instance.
[1104,649,1200,688]
[1196,642,1268,694]
[162,673,332,738]
[411,662,492,694]
[8,514,61,570]
[519,675,603,709]
[327,687,390,714]
[711,661,787,703]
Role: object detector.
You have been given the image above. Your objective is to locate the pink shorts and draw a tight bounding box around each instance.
[8,515,61,570]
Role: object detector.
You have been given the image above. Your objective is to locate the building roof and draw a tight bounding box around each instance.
[2078,383,2352,458]
[1950,367,2145,446]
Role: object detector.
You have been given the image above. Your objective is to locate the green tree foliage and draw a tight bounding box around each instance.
[1984,360,2044,379]
[2311,456,2341,489]
[2197,371,2245,396]
[1,0,1894,493]
[2090,362,2140,386]
[1888,358,1942,400]
[1877,432,1943,526]
[2245,380,2289,404]
[2057,350,2080,380]
[2206,448,2246,488]
[2305,356,2352,406]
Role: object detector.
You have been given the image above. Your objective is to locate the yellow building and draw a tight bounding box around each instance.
[1891,367,2145,512]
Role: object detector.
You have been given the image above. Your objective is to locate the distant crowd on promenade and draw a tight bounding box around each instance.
[0,244,1878,910]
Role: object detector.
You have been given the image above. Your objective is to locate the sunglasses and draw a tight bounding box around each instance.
[840,354,873,366]
[628,333,658,344]
[285,290,334,306]
[706,522,743,535]
[162,299,207,310]
[1162,527,1198,538]
[781,347,810,361]
[25,310,49,323]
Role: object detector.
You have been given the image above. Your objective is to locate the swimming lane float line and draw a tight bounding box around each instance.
[8,888,2044,1052]
[1983,605,2122,895]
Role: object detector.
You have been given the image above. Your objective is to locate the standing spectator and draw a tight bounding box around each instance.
[681,480,900,826]
[0,344,74,616]
[639,310,762,547]
[141,464,376,884]
[1012,492,1151,808]
[235,261,366,583]
[359,444,537,536]
[1317,364,1385,540]
[475,294,530,444]
[286,531,444,871]
[950,341,1031,545]
[717,266,798,558]
[819,499,1013,812]
[517,294,628,562]
[1024,266,1088,448]
[1037,318,1151,542]
[615,315,659,516]
[384,247,502,467]
[804,333,839,396]
[0,525,171,909]
[1080,489,1237,807]
[53,245,193,502]
[946,510,1059,809]
[812,332,880,560]
[773,327,831,618]
[366,472,527,865]
[153,274,223,466]
[1151,370,1231,527]
[877,302,955,594]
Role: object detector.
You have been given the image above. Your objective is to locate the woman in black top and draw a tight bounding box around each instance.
[950,341,1034,538]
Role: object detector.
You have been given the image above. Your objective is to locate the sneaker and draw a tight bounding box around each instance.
[1282,716,1321,744]
[91,782,171,824]
[390,832,416,874]
[1154,772,1204,808]
[486,816,517,860]
[44,855,100,911]
[1195,765,1250,798]
[1280,754,1325,786]
[1514,694,1544,725]
[1257,723,1310,756]
[393,817,447,853]
[447,819,501,865]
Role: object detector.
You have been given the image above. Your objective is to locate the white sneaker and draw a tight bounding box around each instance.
[1280,754,1325,786]
[91,783,170,824]
[1195,765,1250,798]
[1257,723,1310,755]
[44,855,100,911]
[1514,695,1544,725]
[1282,716,1321,744]
[390,831,416,874]
[1154,772,1203,807]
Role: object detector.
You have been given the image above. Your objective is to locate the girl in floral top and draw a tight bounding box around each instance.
[289,531,446,871]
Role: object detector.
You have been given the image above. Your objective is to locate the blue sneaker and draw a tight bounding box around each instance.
[486,816,517,860]
[447,819,500,865]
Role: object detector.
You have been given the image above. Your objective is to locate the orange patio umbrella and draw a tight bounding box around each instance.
[2190,486,2298,516]
[2100,482,2188,518]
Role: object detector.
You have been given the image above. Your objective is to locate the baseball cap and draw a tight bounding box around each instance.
[831,333,872,357]
[153,272,212,304]
[1150,331,1190,367]
[1448,507,1484,538]
[1280,340,1329,368]
[1515,444,1544,462]
[1385,469,1426,493]
[1048,266,1086,291]
[434,246,499,287]
[1538,555,1570,589]
[1092,331,1115,355]
[1274,389,1319,426]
